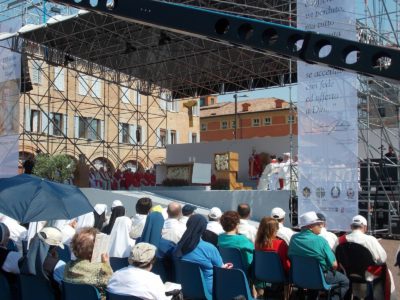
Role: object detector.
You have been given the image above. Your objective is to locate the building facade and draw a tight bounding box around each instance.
[200,96,297,142]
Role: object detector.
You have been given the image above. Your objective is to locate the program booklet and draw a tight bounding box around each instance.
[91,233,110,263]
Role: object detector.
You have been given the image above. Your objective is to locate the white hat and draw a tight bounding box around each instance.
[283,152,291,156]
[299,211,323,227]
[209,207,222,219]
[271,207,286,219]
[38,227,64,249]
[112,200,123,209]
[352,215,367,226]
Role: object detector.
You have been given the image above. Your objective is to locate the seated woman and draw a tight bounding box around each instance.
[108,217,135,258]
[255,217,290,273]
[63,228,113,298]
[107,242,168,299]
[218,211,254,270]
[174,214,225,295]
[20,227,66,300]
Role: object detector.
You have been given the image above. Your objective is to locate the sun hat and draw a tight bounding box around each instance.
[38,227,64,249]
[209,207,222,220]
[299,211,323,228]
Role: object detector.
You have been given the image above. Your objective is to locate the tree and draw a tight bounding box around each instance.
[33,154,75,183]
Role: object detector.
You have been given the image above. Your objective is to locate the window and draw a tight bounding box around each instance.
[136,125,142,143]
[30,110,40,132]
[264,117,272,126]
[79,117,101,140]
[91,78,101,98]
[121,123,130,143]
[200,97,205,107]
[210,97,215,105]
[288,115,296,124]
[121,87,130,104]
[201,123,207,131]
[54,67,64,91]
[191,133,197,143]
[170,100,178,112]
[160,129,167,147]
[170,130,177,144]
[78,75,89,96]
[252,118,260,127]
[231,120,236,129]
[192,101,200,116]
[52,113,63,136]
[31,60,42,85]
[221,121,228,129]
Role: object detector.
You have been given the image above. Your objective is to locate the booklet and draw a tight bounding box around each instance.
[91,233,110,263]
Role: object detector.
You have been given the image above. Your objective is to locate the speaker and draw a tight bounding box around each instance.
[378,106,386,117]
[20,54,33,93]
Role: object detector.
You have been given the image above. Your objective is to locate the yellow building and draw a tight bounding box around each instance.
[18,58,200,172]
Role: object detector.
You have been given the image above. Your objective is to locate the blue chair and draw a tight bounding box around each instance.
[62,281,101,300]
[219,247,246,272]
[290,255,340,299]
[254,250,287,284]
[106,291,142,299]
[109,257,129,272]
[152,258,169,282]
[0,271,12,300]
[57,244,71,262]
[6,239,18,252]
[174,259,211,300]
[19,274,55,300]
[213,266,255,300]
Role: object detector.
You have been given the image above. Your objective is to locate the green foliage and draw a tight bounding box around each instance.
[33,154,75,183]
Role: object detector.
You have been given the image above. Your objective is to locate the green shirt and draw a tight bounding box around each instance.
[288,229,336,271]
[218,233,254,269]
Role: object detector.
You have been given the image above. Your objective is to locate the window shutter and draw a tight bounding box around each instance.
[92,79,101,98]
[74,116,79,138]
[136,90,141,105]
[118,123,123,143]
[24,107,31,131]
[129,125,137,144]
[41,112,49,133]
[167,129,171,144]
[54,67,64,91]
[140,125,146,145]
[78,75,88,96]
[63,115,67,136]
[176,131,180,144]
[49,113,54,135]
[188,131,192,143]
[196,132,200,143]
[156,128,161,147]
[100,120,104,140]
[31,61,40,84]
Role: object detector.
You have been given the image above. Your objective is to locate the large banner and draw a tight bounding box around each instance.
[0,18,21,178]
[297,0,358,230]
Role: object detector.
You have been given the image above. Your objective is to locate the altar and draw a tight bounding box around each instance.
[155,163,211,185]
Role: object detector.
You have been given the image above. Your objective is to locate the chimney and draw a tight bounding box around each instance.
[275,99,284,109]
[242,103,251,112]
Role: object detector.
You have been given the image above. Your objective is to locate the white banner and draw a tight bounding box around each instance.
[0,18,21,178]
[297,0,358,230]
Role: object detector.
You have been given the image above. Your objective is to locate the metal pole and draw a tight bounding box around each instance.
[234,93,237,140]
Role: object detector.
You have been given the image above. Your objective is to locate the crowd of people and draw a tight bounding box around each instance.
[0,198,397,299]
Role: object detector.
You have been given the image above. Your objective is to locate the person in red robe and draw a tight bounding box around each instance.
[249,148,262,180]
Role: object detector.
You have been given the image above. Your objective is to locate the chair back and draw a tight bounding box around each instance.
[109,257,129,272]
[57,244,71,262]
[290,255,331,291]
[106,291,142,300]
[62,281,101,300]
[174,259,211,300]
[152,258,170,282]
[6,239,18,252]
[254,250,286,284]
[213,266,254,300]
[19,274,55,300]
[219,247,246,272]
[335,242,376,283]
[0,271,12,300]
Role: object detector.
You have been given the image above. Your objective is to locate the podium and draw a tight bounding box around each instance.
[214,152,251,190]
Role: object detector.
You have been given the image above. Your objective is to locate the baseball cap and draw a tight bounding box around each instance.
[112,200,123,209]
[129,242,156,266]
[182,204,197,216]
[209,207,222,220]
[352,215,367,226]
[271,207,286,219]
[299,211,323,228]
[38,227,64,249]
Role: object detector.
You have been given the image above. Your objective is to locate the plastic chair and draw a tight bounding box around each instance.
[254,250,287,284]
[174,259,211,300]
[62,281,101,300]
[336,242,380,298]
[19,274,55,300]
[0,271,12,300]
[57,244,71,262]
[109,257,129,272]
[290,255,340,300]
[106,291,142,300]
[213,266,255,300]
[6,239,18,252]
[219,247,246,272]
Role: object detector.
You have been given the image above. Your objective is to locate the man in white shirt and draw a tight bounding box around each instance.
[316,213,338,250]
[107,242,169,299]
[162,202,186,244]
[270,207,294,245]
[179,204,197,225]
[237,203,257,243]
[340,215,394,299]
[130,197,153,239]
[206,207,224,235]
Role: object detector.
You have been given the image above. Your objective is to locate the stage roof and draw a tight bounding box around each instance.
[17,1,294,98]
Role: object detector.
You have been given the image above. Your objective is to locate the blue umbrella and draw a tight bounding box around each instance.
[0,174,93,223]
